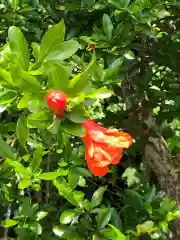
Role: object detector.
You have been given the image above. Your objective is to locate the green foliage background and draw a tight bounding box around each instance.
[0,0,179,239]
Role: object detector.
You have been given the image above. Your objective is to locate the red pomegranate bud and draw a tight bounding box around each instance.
[144,130,149,135]
[54,109,65,118]
[46,90,67,112]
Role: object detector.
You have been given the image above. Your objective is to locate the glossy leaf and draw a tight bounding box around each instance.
[48,64,69,92]
[137,221,155,235]
[66,106,87,123]
[8,26,30,70]
[28,95,46,113]
[76,167,92,177]
[38,170,68,180]
[18,179,32,189]
[17,94,29,109]
[68,168,79,188]
[108,224,125,240]
[0,134,16,160]
[0,88,17,113]
[40,20,65,60]
[29,145,43,173]
[27,111,51,129]
[44,40,79,62]
[36,211,48,221]
[111,208,122,230]
[16,115,29,148]
[97,208,112,230]
[69,93,85,108]
[32,42,40,63]
[86,88,112,99]
[53,225,80,239]
[102,14,113,40]
[68,54,95,96]
[11,68,41,93]
[29,222,42,235]
[73,191,85,209]
[107,0,130,9]
[2,219,19,228]
[61,120,85,137]
[0,68,15,87]
[60,209,76,224]
[48,119,61,135]
[7,159,31,178]
[53,179,77,206]
[89,186,107,209]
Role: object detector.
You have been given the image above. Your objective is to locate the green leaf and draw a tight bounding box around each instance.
[29,222,42,235]
[124,51,135,60]
[108,224,125,240]
[36,211,48,221]
[104,58,123,80]
[48,119,61,135]
[18,179,32,189]
[0,88,17,113]
[167,207,180,222]
[137,221,155,235]
[7,159,31,178]
[38,170,68,180]
[66,106,87,123]
[32,42,40,63]
[53,179,77,206]
[0,68,15,87]
[68,168,79,188]
[61,120,85,137]
[27,111,51,129]
[0,134,16,160]
[2,219,19,228]
[89,186,107,209]
[68,54,95,96]
[17,94,29,109]
[102,14,113,40]
[107,0,130,9]
[16,115,29,148]
[48,64,69,92]
[86,88,112,99]
[111,208,122,230]
[53,225,80,239]
[69,93,85,108]
[40,20,65,60]
[97,208,112,230]
[76,167,92,177]
[44,40,79,62]
[73,191,85,209]
[102,229,117,239]
[8,26,30,70]
[28,95,46,113]
[19,198,38,217]
[122,167,140,187]
[11,67,41,93]
[29,145,43,173]
[11,0,19,9]
[60,209,76,224]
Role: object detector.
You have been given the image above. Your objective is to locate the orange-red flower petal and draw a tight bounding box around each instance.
[82,120,132,177]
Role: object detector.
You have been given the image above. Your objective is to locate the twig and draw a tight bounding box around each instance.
[45,155,50,204]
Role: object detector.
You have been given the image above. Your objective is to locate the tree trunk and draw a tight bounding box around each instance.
[140,112,180,239]
[121,78,180,238]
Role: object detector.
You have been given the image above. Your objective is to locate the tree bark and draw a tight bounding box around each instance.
[121,78,180,238]
[140,112,180,239]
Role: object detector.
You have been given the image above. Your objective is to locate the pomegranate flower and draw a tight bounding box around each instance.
[82,120,132,176]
